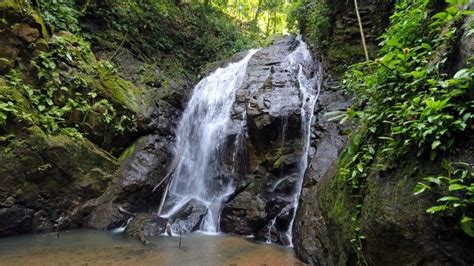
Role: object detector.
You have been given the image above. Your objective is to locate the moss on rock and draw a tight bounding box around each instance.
[94,64,146,115]
[0,126,118,235]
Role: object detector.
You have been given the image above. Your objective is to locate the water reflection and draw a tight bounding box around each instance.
[0,230,303,265]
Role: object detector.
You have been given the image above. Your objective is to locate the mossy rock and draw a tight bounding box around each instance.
[0,83,35,132]
[301,149,474,265]
[0,0,29,14]
[0,126,118,235]
[0,0,48,40]
[0,83,33,114]
[94,64,146,115]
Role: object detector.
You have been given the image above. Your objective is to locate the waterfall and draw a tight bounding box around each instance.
[159,36,321,243]
[264,36,322,245]
[285,36,322,245]
[160,50,259,233]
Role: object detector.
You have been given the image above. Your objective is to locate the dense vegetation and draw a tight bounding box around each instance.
[284,0,474,263]
[188,0,297,36]
[0,0,263,155]
[318,0,473,260]
[1,0,473,263]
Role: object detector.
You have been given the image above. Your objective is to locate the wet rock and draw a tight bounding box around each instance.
[170,199,209,233]
[86,134,173,229]
[125,213,167,243]
[1,196,15,207]
[14,23,40,43]
[33,210,53,232]
[220,36,313,243]
[86,201,124,230]
[220,191,266,235]
[0,206,35,236]
[292,77,352,264]
[256,224,291,246]
[0,127,118,236]
[447,9,474,79]
[85,33,192,231]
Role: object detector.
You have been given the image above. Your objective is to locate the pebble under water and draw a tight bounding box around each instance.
[0,230,303,265]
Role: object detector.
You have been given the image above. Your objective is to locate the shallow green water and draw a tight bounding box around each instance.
[0,230,303,265]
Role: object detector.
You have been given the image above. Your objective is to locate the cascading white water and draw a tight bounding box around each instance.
[284,36,322,245]
[160,50,259,233]
[160,36,320,243]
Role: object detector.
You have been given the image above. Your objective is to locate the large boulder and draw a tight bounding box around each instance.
[292,78,352,264]
[219,36,316,243]
[220,191,267,235]
[124,213,168,244]
[85,134,173,230]
[0,126,118,236]
[170,199,209,233]
[85,76,189,230]
[0,207,35,236]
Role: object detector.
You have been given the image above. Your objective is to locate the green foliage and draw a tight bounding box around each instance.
[288,0,330,47]
[38,0,81,33]
[0,101,17,126]
[415,161,474,237]
[204,0,294,36]
[83,0,258,72]
[330,0,474,258]
[341,0,473,168]
[350,203,368,266]
[4,33,137,141]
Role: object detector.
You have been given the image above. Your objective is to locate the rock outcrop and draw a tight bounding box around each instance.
[299,0,395,74]
[0,127,118,236]
[292,78,352,264]
[0,0,187,237]
[0,0,48,74]
[99,36,318,244]
[219,36,316,244]
[294,138,474,265]
[293,4,474,265]
[85,85,189,231]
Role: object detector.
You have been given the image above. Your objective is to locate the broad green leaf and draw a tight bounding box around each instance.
[454,68,470,79]
[460,216,474,237]
[423,176,442,185]
[437,196,460,202]
[357,163,364,173]
[414,182,430,195]
[46,98,53,106]
[449,184,465,191]
[426,205,447,214]
[431,140,441,150]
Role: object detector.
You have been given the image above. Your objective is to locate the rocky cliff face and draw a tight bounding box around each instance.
[299,0,394,74]
[0,0,191,236]
[294,140,474,265]
[293,2,474,265]
[219,37,309,244]
[292,80,352,264]
[88,36,320,245]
